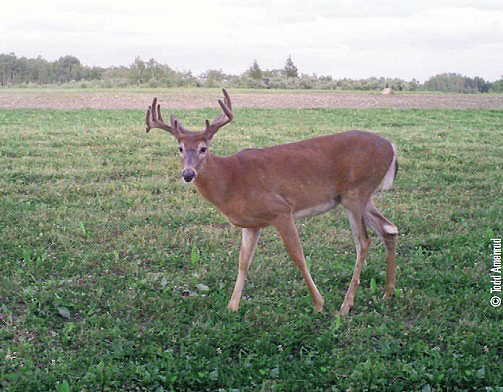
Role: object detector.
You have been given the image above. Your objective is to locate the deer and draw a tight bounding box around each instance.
[144,89,398,315]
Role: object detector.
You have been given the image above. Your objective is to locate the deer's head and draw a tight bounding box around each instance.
[145,89,233,183]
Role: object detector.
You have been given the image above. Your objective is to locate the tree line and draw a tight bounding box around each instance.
[1,52,502,93]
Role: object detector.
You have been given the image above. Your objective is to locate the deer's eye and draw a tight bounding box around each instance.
[200,146,207,154]
[178,146,183,153]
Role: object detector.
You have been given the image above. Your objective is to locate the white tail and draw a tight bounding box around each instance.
[145,89,398,314]
[382,143,398,191]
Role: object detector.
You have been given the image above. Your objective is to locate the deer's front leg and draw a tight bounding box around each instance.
[228,227,260,312]
[273,214,324,312]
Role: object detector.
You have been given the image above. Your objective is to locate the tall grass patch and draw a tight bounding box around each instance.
[1,107,502,390]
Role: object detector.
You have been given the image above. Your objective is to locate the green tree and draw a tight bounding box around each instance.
[248,60,263,80]
[283,55,298,78]
[200,69,227,87]
[54,55,82,82]
[130,56,146,85]
[0,53,17,85]
[473,76,490,93]
[490,76,503,93]
[423,73,491,93]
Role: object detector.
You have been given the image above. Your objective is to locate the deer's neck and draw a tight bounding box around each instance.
[193,154,232,211]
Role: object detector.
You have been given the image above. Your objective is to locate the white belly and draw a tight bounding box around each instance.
[294,200,338,219]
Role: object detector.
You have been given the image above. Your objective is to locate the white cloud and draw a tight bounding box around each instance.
[1,0,502,81]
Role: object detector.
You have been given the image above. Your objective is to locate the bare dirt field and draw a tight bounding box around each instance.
[1,89,503,110]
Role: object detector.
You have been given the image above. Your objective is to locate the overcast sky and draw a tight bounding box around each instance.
[1,0,502,82]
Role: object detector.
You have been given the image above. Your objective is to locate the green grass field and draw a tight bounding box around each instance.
[1,104,502,390]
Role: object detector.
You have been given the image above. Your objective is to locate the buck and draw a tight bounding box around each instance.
[145,89,398,314]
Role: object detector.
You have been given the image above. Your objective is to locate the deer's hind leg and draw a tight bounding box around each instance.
[340,201,372,315]
[364,198,397,298]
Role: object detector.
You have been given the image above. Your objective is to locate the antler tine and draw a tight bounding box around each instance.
[222,87,232,111]
[216,88,233,120]
[144,97,180,136]
[155,102,163,123]
[170,114,181,134]
[151,97,159,122]
[170,114,191,134]
[204,88,234,138]
[145,105,152,133]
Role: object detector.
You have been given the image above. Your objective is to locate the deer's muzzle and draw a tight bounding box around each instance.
[182,168,196,183]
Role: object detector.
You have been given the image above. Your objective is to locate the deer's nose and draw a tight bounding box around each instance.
[182,169,196,183]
